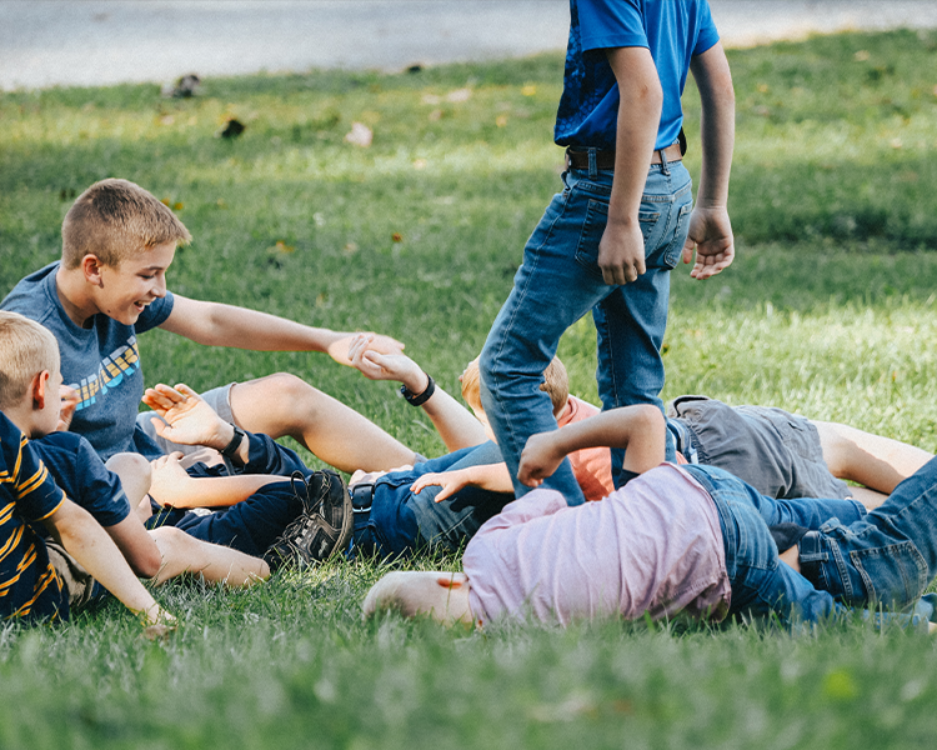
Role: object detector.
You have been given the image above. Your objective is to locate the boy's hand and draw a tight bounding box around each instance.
[142,384,230,449]
[57,386,80,432]
[148,452,194,508]
[348,334,427,392]
[328,332,405,366]
[682,206,734,280]
[518,432,565,487]
[411,469,472,503]
[598,220,647,285]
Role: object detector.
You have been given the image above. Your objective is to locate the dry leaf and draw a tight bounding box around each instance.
[391,232,403,243]
[446,88,472,103]
[344,121,373,147]
[521,85,537,96]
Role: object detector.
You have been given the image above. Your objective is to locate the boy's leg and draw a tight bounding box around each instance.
[148,526,268,586]
[169,480,301,557]
[227,373,418,473]
[813,420,934,498]
[480,173,625,504]
[354,441,513,557]
[798,455,937,610]
[593,166,694,481]
[139,376,418,472]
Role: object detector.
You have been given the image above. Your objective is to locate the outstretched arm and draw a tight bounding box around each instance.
[160,294,404,367]
[410,463,514,503]
[684,41,735,280]
[148,453,286,509]
[518,404,665,488]
[348,334,488,451]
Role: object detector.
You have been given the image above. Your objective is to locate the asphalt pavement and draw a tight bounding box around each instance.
[2,1,937,91]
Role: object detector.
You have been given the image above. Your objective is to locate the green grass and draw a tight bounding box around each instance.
[2,28,937,749]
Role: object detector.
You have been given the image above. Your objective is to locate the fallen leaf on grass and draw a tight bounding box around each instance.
[344,121,373,147]
[521,84,537,96]
[446,87,472,103]
[391,232,403,243]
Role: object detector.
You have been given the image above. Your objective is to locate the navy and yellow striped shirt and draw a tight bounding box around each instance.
[0,411,68,623]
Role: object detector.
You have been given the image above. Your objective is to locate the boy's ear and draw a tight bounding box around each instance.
[31,370,51,410]
[81,254,106,287]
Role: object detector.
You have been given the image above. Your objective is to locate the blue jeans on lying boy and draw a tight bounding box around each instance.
[480,161,693,505]
[350,441,512,558]
[684,461,937,627]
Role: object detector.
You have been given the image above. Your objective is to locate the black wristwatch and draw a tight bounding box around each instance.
[400,374,436,407]
[220,424,246,458]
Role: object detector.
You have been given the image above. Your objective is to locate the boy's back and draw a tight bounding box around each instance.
[0,411,70,622]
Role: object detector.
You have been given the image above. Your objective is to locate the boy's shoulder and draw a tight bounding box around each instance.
[32,432,131,527]
[0,262,61,326]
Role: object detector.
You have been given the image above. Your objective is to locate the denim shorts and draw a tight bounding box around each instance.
[669,396,851,501]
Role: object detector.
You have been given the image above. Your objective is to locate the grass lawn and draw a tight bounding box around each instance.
[2,27,937,749]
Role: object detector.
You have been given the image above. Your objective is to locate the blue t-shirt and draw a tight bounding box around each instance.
[31,432,132,529]
[1,262,174,460]
[555,0,720,150]
[0,411,69,623]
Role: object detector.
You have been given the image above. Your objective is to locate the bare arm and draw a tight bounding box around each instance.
[410,463,514,503]
[683,41,735,280]
[160,295,404,366]
[42,500,172,627]
[149,453,286,509]
[599,46,663,286]
[348,335,488,451]
[518,404,665,488]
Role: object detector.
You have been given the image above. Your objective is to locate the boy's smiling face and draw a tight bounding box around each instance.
[93,241,176,325]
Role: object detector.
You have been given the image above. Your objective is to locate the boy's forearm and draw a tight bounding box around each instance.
[460,463,514,494]
[690,42,735,208]
[551,405,666,470]
[162,296,346,352]
[420,387,489,452]
[158,473,287,509]
[45,502,168,625]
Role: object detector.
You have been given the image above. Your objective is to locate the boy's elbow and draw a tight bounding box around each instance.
[130,547,163,579]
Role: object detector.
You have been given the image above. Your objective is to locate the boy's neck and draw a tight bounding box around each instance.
[1,402,39,440]
[55,264,99,329]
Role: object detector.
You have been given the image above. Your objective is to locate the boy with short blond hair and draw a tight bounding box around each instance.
[0,311,268,590]
[0,313,174,628]
[2,178,416,474]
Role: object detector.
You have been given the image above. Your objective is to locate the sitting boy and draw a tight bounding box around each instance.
[0,178,417,474]
[0,321,174,629]
[0,311,268,589]
[364,407,937,632]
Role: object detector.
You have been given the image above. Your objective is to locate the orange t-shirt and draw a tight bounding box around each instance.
[556,396,616,502]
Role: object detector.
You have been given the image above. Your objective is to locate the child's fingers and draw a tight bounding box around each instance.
[173,383,201,401]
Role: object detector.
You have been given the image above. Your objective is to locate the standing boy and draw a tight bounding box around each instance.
[480,0,736,503]
[1,178,414,473]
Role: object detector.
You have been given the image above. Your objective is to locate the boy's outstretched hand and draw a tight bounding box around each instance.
[517,431,566,488]
[328,332,404,367]
[682,206,734,280]
[346,333,428,393]
[141,383,230,448]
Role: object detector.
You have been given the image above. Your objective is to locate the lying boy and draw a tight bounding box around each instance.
[1,178,416,474]
[0,318,173,628]
[364,407,937,632]
[0,311,267,590]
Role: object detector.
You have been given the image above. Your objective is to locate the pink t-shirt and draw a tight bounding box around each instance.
[463,463,731,626]
[557,396,616,502]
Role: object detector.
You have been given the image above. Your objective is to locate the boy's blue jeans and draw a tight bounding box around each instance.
[351,441,511,558]
[684,461,937,626]
[480,161,693,504]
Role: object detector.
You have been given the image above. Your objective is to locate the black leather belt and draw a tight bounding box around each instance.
[351,482,376,514]
[566,141,683,171]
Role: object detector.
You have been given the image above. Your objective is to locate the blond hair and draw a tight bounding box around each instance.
[61,178,191,269]
[0,312,60,410]
[462,356,569,417]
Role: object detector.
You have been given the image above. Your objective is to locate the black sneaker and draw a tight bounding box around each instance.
[264,470,352,569]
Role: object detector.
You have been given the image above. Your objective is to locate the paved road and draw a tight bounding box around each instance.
[2,1,937,91]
